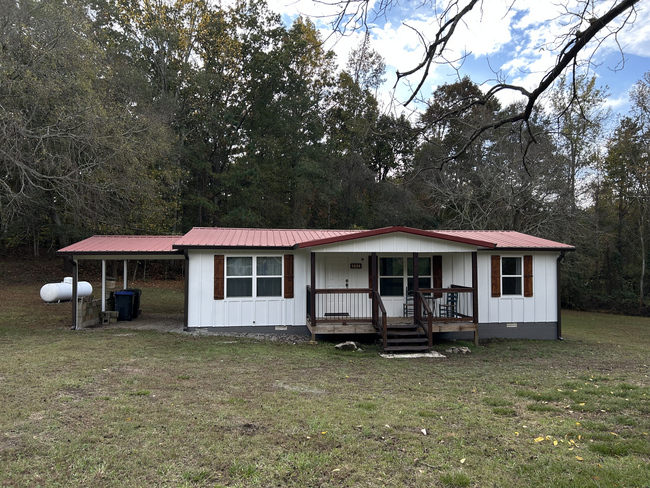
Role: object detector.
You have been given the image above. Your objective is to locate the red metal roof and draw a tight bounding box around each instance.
[57,228,574,254]
[173,226,572,250]
[296,226,497,249]
[173,227,363,248]
[57,235,182,254]
[433,230,575,250]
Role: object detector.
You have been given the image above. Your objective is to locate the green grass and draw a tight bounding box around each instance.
[0,276,649,487]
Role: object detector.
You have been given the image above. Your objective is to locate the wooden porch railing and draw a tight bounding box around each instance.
[418,284,475,323]
[373,290,388,350]
[306,285,387,329]
[307,286,374,326]
[414,290,433,348]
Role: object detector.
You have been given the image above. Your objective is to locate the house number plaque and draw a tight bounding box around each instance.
[350,263,362,269]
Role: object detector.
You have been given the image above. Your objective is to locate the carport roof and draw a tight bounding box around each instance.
[56,235,182,255]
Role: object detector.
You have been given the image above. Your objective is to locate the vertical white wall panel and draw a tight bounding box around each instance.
[477,251,559,324]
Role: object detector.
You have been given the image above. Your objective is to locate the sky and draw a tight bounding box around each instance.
[264,0,650,121]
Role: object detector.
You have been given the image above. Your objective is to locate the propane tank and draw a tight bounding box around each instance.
[40,278,93,302]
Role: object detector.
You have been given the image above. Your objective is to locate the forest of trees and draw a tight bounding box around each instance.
[2,0,650,314]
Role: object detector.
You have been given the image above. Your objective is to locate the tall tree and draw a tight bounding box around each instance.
[0,0,173,250]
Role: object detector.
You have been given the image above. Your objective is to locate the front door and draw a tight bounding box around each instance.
[325,257,349,316]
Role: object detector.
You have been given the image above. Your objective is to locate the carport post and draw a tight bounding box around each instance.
[123,260,127,289]
[71,259,78,330]
[101,260,106,312]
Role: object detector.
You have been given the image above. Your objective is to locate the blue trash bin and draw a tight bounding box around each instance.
[114,290,135,321]
[124,288,142,319]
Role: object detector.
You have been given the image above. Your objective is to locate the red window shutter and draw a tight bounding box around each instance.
[524,255,533,297]
[284,254,294,299]
[214,255,224,300]
[491,255,501,297]
[432,255,443,298]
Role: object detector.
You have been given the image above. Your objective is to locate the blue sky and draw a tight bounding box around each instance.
[267,0,650,120]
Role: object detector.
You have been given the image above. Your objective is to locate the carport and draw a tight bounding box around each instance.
[56,236,186,330]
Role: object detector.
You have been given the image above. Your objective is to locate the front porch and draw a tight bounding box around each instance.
[305,252,479,352]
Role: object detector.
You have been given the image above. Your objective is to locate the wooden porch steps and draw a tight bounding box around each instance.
[381,321,430,354]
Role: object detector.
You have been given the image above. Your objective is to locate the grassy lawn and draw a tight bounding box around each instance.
[1,272,649,487]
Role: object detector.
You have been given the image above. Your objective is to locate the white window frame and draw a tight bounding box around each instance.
[225,255,283,298]
[501,256,523,296]
[379,255,433,297]
[256,256,283,297]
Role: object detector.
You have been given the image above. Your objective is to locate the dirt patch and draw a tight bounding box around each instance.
[86,313,184,333]
[83,312,313,344]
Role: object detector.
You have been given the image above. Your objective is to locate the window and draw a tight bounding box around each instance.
[225,256,282,298]
[257,256,282,297]
[501,257,522,295]
[226,257,253,297]
[379,257,404,296]
[407,257,432,291]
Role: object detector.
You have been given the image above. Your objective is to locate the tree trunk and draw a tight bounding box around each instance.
[640,215,646,309]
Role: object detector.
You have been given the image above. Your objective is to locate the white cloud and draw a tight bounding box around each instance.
[263,0,648,113]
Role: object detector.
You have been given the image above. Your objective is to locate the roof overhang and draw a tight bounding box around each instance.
[296,226,497,249]
[478,247,576,252]
[55,235,183,259]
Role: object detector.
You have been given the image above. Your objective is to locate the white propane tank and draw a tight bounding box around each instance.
[40,278,93,302]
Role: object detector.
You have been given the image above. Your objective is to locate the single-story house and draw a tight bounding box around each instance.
[56,226,574,352]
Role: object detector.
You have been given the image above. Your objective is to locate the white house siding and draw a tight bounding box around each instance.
[187,249,309,328]
[309,233,477,254]
[477,251,558,325]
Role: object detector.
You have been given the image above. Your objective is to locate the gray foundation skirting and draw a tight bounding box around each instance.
[186,322,558,340]
[435,322,557,341]
[477,322,558,340]
[185,325,311,336]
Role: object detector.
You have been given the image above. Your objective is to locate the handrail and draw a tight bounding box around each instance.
[419,287,473,294]
[416,290,433,348]
[372,290,387,350]
[314,288,372,294]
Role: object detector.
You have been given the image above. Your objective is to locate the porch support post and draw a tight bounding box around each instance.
[371,252,378,326]
[71,259,78,330]
[472,251,479,347]
[310,252,316,334]
[184,250,190,331]
[412,252,419,325]
[101,259,106,312]
[123,260,127,289]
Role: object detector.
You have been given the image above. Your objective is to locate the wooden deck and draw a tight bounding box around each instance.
[307,317,478,337]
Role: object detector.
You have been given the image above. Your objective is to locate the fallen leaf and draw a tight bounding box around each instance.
[553,440,558,446]
[460,458,466,464]
[332,469,340,472]
[534,436,545,442]
[515,432,520,436]
[421,429,427,436]
[576,456,584,461]
[321,431,327,435]
[610,432,618,436]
